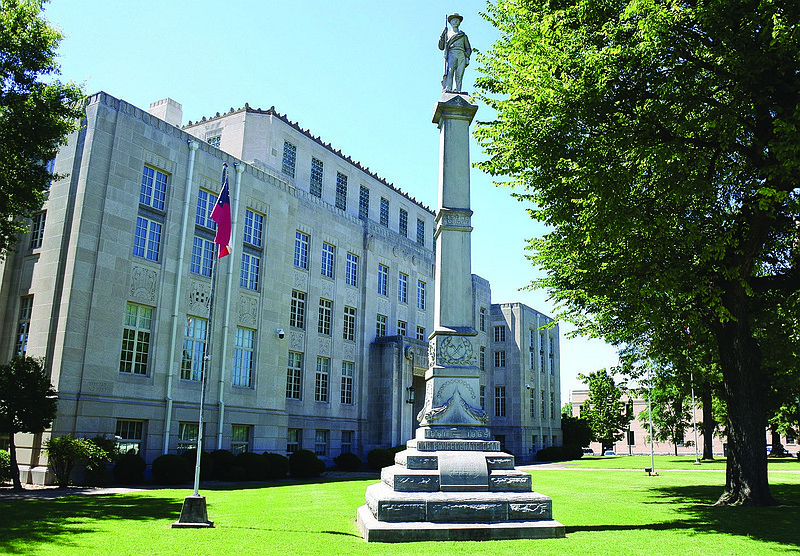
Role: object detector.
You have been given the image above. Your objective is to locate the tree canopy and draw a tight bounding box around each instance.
[0,0,83,255]
[578,369,631,453]
[475,0,800,505]
[0,356,58,490]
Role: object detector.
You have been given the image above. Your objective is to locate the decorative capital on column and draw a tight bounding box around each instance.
[433,92,479,125]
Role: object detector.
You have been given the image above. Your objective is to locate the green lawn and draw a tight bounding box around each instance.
[1,467,798,555]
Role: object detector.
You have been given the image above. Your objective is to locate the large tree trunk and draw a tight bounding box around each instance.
[9,431,22,491]
[701,381,715,460]
[712,289,776,506]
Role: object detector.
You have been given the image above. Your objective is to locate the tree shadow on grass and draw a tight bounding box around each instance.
[0,494,183,554]
[567,483,800,548]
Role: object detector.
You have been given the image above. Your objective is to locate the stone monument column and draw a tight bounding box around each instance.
[418,93,488,433]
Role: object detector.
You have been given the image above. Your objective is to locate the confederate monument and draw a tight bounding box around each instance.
[357,14,565,542]
[439,13,472,93]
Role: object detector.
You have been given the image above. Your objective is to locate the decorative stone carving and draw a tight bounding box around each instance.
[293,271,308,291]
[319,337,332,356]
[429,335,475,367]
[290,331,304,350]
[188,281,211,312]
[343,343,355,361]
[321,280,334,299]
[130,266,157,302]
[238,295,258,325]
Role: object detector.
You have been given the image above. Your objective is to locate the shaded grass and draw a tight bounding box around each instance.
[560,455,800,471]
[0,468,798,555]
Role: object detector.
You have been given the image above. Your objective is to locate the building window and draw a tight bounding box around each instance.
[116,420,143,455]
[335,172,347,210]
[530,347,536,370]
[321,243,335,279]
[341,361,354,405]
[530,389,536,418]
[376,314,387,338]
[191,236,214,277]
[240,252,261,290]
[416,218,425,246]
[181,316,207,381]
[310,157,323,197]
[494,351,506,368]
[282,141,297,178]
[627,430,635,446]
[16,296,33,356]
[377,264,388,296]
[549,337,555,374]
[232,327,255,387]
[343,306,356,341]
[120,302,152,375]
[133,216,163,262]
[479,308,486,332]
[290,290,306,329]
[243,209,263,247]
[479,346,485,371]
[315,430,329,456]
[286,351,303,400]
[341,431,354,453]
[195,189,217,229]
[318,298,332,335]
[345,253,358,287]
[399,209,408,237]
[379,197,389,227]
[417,280,426,310]
[231,425,251,455]
[540,332,546,372]
[359,186,369,219]
[140,166,167,211]
[494,325,506,343]
[550,392,556,419]
[397,320,407,337]
[287,428,301,453]
[416,326,426,341]
[480,385,485,410]
[495,386,506,417]
[29,212,46,249]
[315,357,330,402]
[294,231,310,269]
[541,391,546,418]
[177,422,199,453]
[398,273,408,303]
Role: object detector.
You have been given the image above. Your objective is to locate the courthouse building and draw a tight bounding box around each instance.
[0,92,560,483]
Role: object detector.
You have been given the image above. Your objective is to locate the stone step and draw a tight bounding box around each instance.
[395,449,516,470]
[381,465,533,493]
[364,482,555,523]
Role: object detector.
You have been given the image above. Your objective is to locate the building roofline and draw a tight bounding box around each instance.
[185,103,434,215]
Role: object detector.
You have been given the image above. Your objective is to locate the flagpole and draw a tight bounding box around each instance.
[174,162,230,528]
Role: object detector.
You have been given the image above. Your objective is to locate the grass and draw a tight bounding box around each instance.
[0,466,798,555]
[561,454,800,471]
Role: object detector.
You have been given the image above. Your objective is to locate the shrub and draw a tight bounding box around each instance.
[180,449,214,481]
[562,444,584,460]
[367,448,395,470]
[536,446,566,462]
[289,449,322,478]
[0,450,10,483]
[333,452,362,472]
[46,436,106,488]
[151,454,192,485]
[82,436,117,486]
[263,452,289,479]
[113,452,146,484]
[210,449,236,480]
[234,452,271,481]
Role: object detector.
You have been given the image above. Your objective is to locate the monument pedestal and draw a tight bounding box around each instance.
[357,428,564,542]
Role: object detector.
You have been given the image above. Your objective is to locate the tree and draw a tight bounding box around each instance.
[638,371,693,456]
[560,411,593,450]
[0,0,83,255]
[578,370,631,453]
[0,356,58,490]
[45,436,107,488]
[475,0,800,506]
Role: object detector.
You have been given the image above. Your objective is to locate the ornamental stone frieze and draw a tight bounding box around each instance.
[130,266,158,302]
[188,280,211,312]
[238,295,259,325]
[428,335,476,367]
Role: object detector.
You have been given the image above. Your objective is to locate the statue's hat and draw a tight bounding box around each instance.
[447,13,464,23]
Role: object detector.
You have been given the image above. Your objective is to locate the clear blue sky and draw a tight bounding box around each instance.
[44,0,619,401]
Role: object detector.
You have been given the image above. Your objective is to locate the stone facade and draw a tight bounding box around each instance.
[0,92,561,484]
